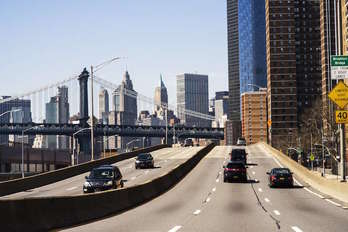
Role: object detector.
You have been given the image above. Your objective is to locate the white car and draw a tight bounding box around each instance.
[236,137,246,146]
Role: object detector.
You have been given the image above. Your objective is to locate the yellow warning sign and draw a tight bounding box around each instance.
[328,81,348,109]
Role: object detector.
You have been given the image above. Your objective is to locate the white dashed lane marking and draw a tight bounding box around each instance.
[168,225,182,232]
[264,198,270,203]
[252,171,256,175]
[273,210,280,216]
[212,187,216,192]
[325,199,342,207]
[193,209,201,215]
[291,226,303,232]
[206,197,211,203]
[66,186,77,191]
[258,188,263,192]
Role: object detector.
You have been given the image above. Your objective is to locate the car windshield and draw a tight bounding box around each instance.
[274,169,291,174]
[89,169,114,179]
[227,163,244,168]
[138,154,151,159]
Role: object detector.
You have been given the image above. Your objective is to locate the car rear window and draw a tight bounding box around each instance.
[274,169,290,174]
[227,163,244,168]
[138,153,150,159]
[90,169,114,179]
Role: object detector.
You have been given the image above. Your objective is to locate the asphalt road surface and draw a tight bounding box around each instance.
[62,145,348,232]
[1,146,203,199]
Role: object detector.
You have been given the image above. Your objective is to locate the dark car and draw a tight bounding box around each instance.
[230,148,247,165]
[267,168,293,187]
[83,165,124,193]
[236,137,246,146]
[135,153,154,169]
[223,161,247,182]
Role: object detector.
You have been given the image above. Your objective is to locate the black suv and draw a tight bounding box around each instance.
[267,168,294,187]
[83,165,124,193]
[135,153,154,169]
[223,161,247,182]
[230,148,247,165]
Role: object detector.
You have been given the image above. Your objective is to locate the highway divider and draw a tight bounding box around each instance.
[0,144,169,197]
[0,143,215,232]
[261,142,348,203]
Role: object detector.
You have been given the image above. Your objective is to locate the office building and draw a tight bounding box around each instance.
[227,0,267,144]
[0,96,32,145]
[241,89,267,145]
[154,75,168,119]
[111,71,138,150]
[265,0,322,149]
[45,86,70,149]
[176,73,209,127]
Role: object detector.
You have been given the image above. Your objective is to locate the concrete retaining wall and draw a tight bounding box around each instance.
[0,144,168,197]
[0,143,215,232]
[261,142,348,203]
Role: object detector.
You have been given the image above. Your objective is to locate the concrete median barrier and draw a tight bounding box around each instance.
[261,142,348,203]
[0,143,215,232]
[0,144,168,197]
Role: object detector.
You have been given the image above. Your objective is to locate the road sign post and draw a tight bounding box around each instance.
[329,56,348,181]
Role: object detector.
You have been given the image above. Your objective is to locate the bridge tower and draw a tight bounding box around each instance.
[77,68,91,155]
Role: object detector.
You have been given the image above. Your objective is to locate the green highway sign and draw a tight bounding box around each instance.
[331,56,348,80]
[331,56,348,66]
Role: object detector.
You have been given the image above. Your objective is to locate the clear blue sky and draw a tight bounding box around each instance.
[0,0,228,107]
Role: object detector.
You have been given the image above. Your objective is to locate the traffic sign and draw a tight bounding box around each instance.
[336,110,348,124]
[331,56,348,80]
[267,119,272,127]
[328,81,348,109]
[309,153,315,161]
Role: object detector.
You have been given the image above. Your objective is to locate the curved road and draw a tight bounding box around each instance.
[1,147,202,199]
[62,145,348,232]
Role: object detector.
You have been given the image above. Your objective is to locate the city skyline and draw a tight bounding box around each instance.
[0,1,228,105]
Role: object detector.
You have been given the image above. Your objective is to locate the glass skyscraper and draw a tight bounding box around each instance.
[227,0,267,144]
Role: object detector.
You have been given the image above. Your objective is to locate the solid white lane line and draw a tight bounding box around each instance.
[273,210,280,216]
[66,186,77,191]
[293,178,302,186]
[273,157,284,168]
[291,226,303,232]
[264,198,270,203]
[206,197,211,202]
[212,187,216,192]
[168,225,182,232]
[193,209,201,215]
[258,188,263,192]
[303,187,324,199]
[325,199,342,207]
[252,171,256,175]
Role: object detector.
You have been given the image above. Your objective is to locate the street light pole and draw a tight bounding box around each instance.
[21,125,42,178]
[126,139,140,151]
[90,65,95,161]
[89,57,122,161]
[0,109,22,118]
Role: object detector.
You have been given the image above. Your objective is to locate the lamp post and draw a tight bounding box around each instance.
[90,57,122,161]
[73,128,92,165]
[21,125,43,178]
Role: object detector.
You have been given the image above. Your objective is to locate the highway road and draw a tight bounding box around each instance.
[1,146,202,199]
[62,144,348,232]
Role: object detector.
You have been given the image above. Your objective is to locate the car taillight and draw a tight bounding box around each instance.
[271,175,276,181]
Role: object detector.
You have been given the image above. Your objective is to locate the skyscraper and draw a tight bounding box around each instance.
[227,0,267,144]
[176,73,209,127]
[0,96,32,145]
[45,86,70,149]
[265,0,322,149]
[99,88,109,124]
[111,71,138,150]
[154,74,168,119]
